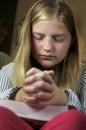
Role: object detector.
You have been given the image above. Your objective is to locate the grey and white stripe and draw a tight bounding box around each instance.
[0,62,84,110]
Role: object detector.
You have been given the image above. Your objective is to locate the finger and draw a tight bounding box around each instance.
[34,80,54,92]
[23,93,53,108]
[23,84,40,94]
[24,79,54,93]
[23,96,38,106]
[38,71,54,84]
[44,70,54,78]
[24,74,39,85]
[24,71,54,85]
[26,67,41,77]
[35,91,54,100]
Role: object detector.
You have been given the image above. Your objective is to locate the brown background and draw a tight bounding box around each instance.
[0,0,86,61]
[0,0,17,55]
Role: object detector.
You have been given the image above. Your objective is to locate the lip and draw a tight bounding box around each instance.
[40,55,53,60]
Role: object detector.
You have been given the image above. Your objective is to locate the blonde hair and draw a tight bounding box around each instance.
[13,0,80,91]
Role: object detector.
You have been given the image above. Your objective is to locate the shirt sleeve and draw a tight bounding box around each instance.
[76,63,86,112]
[0,63,21,99]
[0,85,22,99]
[64,89,81,110]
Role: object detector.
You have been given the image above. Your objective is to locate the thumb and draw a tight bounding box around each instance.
[44,70,54,78]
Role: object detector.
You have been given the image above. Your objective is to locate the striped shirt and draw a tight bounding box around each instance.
[76,63,86,113]
[0,63,82,109]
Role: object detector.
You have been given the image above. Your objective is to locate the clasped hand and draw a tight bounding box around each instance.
[22,67,58,108]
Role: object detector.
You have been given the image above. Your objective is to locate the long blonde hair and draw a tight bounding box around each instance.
[13,0,80,91]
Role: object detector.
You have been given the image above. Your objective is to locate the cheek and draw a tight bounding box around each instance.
[55,44,69,57]
[32,41,41,54]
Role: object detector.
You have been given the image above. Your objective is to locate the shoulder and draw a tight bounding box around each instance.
[0,63,15,91]
[80,62,86,73]
[76,62,86,91]
[0,62,14,78]
[80,62,86,81]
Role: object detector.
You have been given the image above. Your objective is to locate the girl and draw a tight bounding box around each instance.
[0,0,85,129]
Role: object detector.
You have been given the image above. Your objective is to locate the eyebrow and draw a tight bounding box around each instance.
[52,34,66,37]
[32,32,66,37]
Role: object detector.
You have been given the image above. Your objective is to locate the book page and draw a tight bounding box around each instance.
[0,99,68,121]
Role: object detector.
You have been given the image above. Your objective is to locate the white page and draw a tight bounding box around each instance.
[0,99,68,121]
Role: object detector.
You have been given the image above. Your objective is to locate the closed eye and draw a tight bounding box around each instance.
[32,33,44,40]
[52,35,65,42]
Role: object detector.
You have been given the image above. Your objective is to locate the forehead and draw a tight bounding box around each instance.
[32,18,70,35]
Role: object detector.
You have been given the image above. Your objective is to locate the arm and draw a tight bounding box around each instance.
[76,63,86,111]
[0,63,21,99]
[15,68,67,107]
[64,89,81,109]
[15,67,81,109]
[15,86,81,109]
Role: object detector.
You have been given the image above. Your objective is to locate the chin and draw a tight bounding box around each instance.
[42,64,54,69]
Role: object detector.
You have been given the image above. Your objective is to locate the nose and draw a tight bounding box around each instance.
[43,37,53,51]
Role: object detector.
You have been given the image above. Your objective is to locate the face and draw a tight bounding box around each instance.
[32,18,71,69]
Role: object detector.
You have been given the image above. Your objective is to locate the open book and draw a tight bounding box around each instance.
[0,99,68,121]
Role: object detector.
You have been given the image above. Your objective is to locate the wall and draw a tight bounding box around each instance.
[0,0,17,55]
[67,0,86,61]
[10,0,35,56]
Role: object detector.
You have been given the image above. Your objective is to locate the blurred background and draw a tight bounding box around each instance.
[0,0,86,61]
